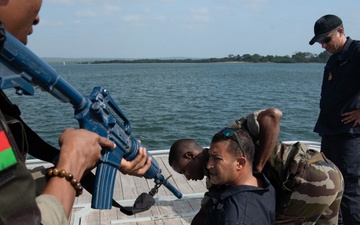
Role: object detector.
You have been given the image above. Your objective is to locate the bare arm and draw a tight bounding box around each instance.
[253,108,282,172]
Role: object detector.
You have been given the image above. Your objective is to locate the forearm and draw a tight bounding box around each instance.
[254,108,282,172]
[41,144,87,217]
[32,166,73,222]
[42,175,77,217]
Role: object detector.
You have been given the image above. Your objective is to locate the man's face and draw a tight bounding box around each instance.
[207,140,238,185]
[171,154,205,181]
[318,29,343,54]
[0,0,43,44]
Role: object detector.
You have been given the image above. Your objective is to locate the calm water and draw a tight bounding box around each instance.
[4,62,324,150]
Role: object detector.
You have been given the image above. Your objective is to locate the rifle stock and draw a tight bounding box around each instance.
[0,31,182,209]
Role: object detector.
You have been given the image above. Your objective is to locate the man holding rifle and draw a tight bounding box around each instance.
[0,1,151,224]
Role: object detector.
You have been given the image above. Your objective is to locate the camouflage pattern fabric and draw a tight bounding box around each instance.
[229,111,344,224]
[265,142,344,225]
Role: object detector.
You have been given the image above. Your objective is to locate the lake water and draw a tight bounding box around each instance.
[4,62,324,151]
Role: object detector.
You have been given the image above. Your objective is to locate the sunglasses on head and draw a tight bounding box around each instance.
[216,127,246,157]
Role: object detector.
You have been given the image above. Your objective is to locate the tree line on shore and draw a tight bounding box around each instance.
[81,51,330,64]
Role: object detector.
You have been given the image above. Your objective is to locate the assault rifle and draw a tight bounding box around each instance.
[0,31,182,209]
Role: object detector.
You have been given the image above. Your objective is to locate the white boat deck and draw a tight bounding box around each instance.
[26,141,320,225]
[27,151,208,225]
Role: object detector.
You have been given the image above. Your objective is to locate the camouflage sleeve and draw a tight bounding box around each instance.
[245,110,263,139]
[230,109,264,139]
[30,166,48,195]
[36,194,68,225]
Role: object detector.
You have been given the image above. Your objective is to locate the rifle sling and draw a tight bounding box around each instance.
[81,170,155,214]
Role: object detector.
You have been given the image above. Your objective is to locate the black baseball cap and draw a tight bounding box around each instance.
[309,14,342,45]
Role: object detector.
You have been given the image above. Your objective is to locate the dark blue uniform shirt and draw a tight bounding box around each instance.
[314,37,360,136]
[204,172,275,225]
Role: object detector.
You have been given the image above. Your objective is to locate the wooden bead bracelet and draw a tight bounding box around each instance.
[46,168,83,197]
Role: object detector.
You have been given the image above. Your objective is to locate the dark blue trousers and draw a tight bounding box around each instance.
[321,134,360,225]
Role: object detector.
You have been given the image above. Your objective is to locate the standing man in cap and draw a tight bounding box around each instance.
[310,14,360,225]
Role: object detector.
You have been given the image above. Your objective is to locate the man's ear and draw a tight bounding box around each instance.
[338,27,344,34]
[236,157,246,170]
[184,151,195,159]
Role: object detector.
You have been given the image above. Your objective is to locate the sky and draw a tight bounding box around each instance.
[27,0,360,59]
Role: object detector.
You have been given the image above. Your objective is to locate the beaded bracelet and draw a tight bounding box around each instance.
[46,168,84,197]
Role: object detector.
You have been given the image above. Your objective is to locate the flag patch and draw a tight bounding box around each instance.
[0,130,17,170]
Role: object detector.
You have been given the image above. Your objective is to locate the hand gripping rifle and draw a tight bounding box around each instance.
[0,30,182,210]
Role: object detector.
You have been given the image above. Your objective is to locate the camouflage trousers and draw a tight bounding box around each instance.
[275,150,344,225]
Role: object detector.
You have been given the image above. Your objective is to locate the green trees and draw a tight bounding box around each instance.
[87,51,330,64]
[230,51,330,63]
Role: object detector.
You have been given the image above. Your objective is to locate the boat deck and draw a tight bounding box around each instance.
[26,141,320,225]
[27,152,208,225]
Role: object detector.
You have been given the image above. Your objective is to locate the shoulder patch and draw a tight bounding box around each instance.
[0,130,17,171]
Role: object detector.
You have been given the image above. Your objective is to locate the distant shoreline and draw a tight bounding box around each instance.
[44,51,330,65]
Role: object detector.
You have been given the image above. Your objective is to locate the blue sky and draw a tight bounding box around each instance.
[27,0,360,59]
